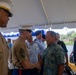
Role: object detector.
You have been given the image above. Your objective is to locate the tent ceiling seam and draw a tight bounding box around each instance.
[40,0,49,24]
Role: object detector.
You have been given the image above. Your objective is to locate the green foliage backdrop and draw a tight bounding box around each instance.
[60,31,76,45]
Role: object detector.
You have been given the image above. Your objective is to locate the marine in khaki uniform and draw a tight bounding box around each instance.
[12,26,41,75]
[0,0,13,75]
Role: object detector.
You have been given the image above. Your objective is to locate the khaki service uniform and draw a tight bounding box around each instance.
[0,33,9,75]
[12,37,29,69]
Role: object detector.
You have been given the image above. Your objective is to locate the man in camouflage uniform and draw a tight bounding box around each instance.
[12,26,41,75]
[43,31,65,75]
[0,0,13,75]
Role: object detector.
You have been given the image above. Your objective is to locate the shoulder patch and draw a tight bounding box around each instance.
[19,48,25,58]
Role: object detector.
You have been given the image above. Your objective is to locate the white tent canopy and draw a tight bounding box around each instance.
[1,0,76,33]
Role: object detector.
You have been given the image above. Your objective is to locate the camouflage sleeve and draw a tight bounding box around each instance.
[16,47,28,62]
[56,47,65,64]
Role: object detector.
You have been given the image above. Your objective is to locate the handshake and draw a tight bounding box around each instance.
[35,60,43,70]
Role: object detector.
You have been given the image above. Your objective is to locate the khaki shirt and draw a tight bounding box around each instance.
[0,33,9,75]
[12,37,29,68]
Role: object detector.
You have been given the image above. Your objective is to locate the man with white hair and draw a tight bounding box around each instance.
[0,0,13,75]
[56,33,68,65]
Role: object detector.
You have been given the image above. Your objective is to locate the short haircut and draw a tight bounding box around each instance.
[8,38,11,40]
[47,31,56,38]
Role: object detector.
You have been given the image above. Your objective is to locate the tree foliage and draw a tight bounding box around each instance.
[60,31,76,45]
